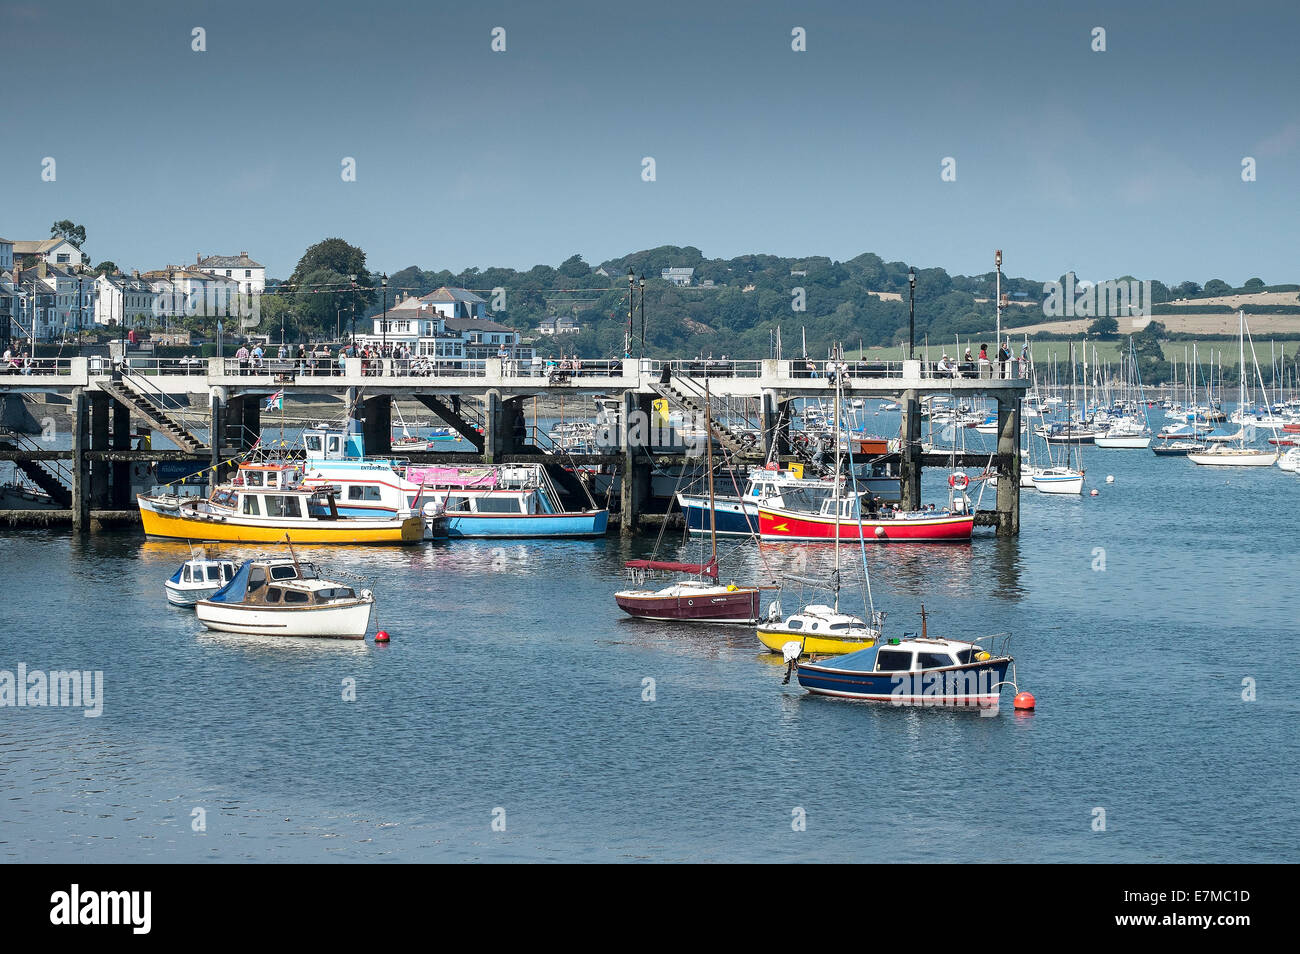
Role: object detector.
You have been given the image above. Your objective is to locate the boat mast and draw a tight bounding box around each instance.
[1238,310,1246,449]
[704,375,718,571]
[832,346,842,612]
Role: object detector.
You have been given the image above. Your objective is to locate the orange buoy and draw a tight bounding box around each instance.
[375,630,390,643]
[1013,691,1035,710]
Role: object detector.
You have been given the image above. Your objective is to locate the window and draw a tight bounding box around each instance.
[446,495,471,512]
[265,588,282,603]
[264,495,302,518]
[57,254,70,263]
[787,619,803,630]
[182,566,193,583]
[475,496,523,514]
[919,653,957,669]
[244,471,263,487]
[245,270,251,278]
[225,269,232,277]
[206,566,223,582]
[875,650,914,672]
[283,589,309,604]
[346,485,383,501]
[305,435,323,453]
[242,495,260,515]
[270,565,299,580]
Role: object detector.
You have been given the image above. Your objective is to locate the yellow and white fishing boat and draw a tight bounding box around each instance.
[138,460,422,545]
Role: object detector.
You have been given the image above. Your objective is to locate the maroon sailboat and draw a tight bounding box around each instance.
[614,379,761,624]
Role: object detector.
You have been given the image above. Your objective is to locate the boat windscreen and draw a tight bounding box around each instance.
[207,560,254,603]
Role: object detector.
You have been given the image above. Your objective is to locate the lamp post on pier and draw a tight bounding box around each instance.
[638,274,646,357]
[380,273,388,356]
[908,266,917,360]
[625,269,634,358]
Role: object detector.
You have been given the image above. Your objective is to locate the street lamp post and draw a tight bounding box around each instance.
[381,273,388,357]
[908,267,917,360]
[639,275,646,357]
[626,269,634,358]
[347,274,357,351]
[994,249,1003,377]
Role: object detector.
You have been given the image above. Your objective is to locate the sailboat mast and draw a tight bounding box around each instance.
[704,376,718,569]
[832,347,842,612]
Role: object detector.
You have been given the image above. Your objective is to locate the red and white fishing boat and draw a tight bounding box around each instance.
[758,493,974,542]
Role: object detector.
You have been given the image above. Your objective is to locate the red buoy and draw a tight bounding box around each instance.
[1013,691,1036,711]
[375,630,390,643]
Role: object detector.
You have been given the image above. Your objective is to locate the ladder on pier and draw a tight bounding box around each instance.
[648,381,759,459]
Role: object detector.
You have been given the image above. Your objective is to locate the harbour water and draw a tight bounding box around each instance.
[1,426,1297,862]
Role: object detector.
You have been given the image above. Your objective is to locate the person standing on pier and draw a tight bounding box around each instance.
[236,343,250,376]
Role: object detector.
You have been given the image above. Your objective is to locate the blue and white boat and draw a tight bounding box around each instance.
[165,556,238,606]
[789,631,1015,707]
[410,464,608,539]
[299,421,606,539]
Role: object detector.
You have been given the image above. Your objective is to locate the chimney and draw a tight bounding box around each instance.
[239,251,247,257]
[132,269,139,279]
[37,260,47,278]
[196,253,201,264]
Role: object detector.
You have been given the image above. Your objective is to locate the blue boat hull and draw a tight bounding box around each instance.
[430,510,609,539]
[680,496,758,536]
[797,660,1011,706]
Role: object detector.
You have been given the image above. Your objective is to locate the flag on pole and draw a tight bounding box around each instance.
[265,390,283,411]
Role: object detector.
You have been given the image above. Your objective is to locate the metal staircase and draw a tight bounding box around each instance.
[413,394,486,452]
[99,378,208,454]
[648,380,759,458]
[0,428,73,506]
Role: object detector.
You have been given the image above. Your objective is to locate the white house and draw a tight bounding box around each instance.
[143,265,242,321]
[356,298,531,367]
[94,272,159,328]
[537,316,580,335]
[662,267,694,286]
[195,251,265,296]
[12,237,85,268]
[0,237,13,272]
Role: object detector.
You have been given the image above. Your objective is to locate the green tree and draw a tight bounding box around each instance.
[1088,316,1119,338]
[1203,279,1232,297]
[50,220,86,247]
[1242,277,1265,291]
[91,261,118,275]
[287,239,375,332]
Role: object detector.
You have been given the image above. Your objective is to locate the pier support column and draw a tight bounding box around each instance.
[362,395,392,456]
[502,397,528,455]
[899,389,921,510]
[242,400,261,452]
[482,389,503,463]
[209,389,224,487]
[111,397,131,507]
[761,390,791,460]
[620,390,641,536]
[70,388,89,533]
[995,395,1021,536]
[89,391,110,510]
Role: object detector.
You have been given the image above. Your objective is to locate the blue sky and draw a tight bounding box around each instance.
[2,0,1297,286]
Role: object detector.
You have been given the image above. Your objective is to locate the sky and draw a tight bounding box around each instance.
[2,0,1298,287]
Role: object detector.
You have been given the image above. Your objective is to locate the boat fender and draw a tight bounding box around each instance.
[726,583,738,592]
[360,589,374,601]
[975,650,990,661]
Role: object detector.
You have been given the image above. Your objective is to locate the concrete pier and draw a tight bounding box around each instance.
[0,355,1029,535]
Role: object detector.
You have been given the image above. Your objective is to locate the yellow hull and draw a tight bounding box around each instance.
[138,499,422,545]
[756,628,876,656]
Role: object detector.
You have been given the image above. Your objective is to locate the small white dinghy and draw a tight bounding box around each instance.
[165,557,238,606]
[195,554,374,639]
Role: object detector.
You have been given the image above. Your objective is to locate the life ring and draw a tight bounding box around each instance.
[949,473,969,490]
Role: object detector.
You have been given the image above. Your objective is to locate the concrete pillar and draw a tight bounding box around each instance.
[620,390,638,536]
[241,399,261,451]
[70,388,88,532]
[899,388,921,510]
[503,397,528,454]
[89,391,110,509]
[111,397,131,507]
[995,395,1021,536]
[482,389,503,463]
[761,390,788,460]
[361,395,392,457]
[209,389,223,488]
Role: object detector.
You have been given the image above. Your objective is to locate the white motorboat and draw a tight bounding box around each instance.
[165,556,238,606]
[1031,466,1084,495]
[195,556,374,638]
[1277,448,1300,473]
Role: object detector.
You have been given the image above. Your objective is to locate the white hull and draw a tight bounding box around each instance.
[1187,451,1279,467]
[1093,436,1151,449]
[1032,472,1084,495]
[165,583,222,606]
[196,599,373,638]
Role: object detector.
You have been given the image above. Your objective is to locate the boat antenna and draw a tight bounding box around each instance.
[704,375,718,573]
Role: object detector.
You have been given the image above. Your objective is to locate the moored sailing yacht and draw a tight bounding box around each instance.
[1189,312,1280,468]
[615,378,761,623]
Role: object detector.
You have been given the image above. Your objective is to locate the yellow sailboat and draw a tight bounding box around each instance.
[137,461,422,545]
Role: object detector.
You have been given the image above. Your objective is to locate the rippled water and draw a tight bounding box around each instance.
[1,414,1297,861]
